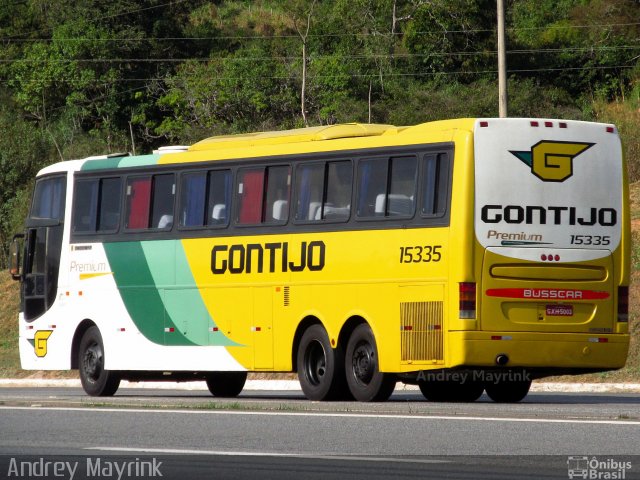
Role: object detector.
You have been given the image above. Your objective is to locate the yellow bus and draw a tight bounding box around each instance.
[9,118,630,403]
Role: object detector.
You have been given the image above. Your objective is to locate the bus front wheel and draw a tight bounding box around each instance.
[297,324,346,401]
[345,324,396,402]
[206,371,247,397]
[78,326,120,397]
[484,379,532,403]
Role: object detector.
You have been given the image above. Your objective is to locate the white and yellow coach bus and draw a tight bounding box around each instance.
[9,118,630,402]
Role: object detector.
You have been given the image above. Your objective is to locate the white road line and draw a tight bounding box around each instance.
[85,446,450,464]
[2,405,639,426]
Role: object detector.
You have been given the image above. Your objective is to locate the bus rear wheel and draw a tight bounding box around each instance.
[418,380,484,402]
[484,379,532,403]
[345,324,396,402]
[78,326,120,397]
[206,371,247,397]
[297,324,346,401]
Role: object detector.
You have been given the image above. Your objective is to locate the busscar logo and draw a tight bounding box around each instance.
[510,141,594,182]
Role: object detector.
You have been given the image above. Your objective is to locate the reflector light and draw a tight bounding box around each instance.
[491,335,512,340]
[530,121,539,127]
[559,122,568,128]
[544,121,553,127]
[606,126,615,133]
[588,337,608,343]
[164,327,174,333]
[459,282,476,319]
[479,121,489,127]
[117,328,125,332]
[618,286,629,322]
[401,325,413,331]
[209,327,219,332]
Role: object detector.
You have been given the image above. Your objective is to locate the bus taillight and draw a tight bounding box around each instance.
[618,286,629,322]
[459,282,476,319]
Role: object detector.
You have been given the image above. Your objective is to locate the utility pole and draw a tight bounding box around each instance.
[497,0,507,117]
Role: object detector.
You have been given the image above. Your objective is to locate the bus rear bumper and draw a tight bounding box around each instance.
[447,331,630,372]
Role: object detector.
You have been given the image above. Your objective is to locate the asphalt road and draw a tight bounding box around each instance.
[0,387,639,479]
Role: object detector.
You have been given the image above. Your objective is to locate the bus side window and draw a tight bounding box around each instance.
[264,165,291,224]
[180,172,207,227]
[151,174,175,229]
[207,170,231,226]
[97,178,122,232]
[73,177,121,233]
[31,176,66,220]
[179,170,231,228]
[421,153,449,217]
[125,174,175,230]
[294,163,324,222]
[237,168,264,224]
[323,160,352,220]
[125,177,152,229]
[385,156,416,217]
[357,156,416,218]
[73,180,99,232]
[236,166,289,225]
[357,159,387,217]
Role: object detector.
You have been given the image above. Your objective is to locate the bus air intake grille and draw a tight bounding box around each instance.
[400,301,444,362]
[283,286,290,307]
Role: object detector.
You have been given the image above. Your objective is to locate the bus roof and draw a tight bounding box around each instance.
[188,123,402,152]
[39,117,619,175]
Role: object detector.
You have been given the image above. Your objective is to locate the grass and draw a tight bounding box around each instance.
[0,273,21,377]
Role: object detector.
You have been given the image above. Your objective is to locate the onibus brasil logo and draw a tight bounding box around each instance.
[510,141,594,182]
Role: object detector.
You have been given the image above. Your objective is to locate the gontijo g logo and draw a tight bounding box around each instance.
[510,141,594,182]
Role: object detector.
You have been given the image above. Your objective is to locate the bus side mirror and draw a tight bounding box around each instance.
[9,233,24,281]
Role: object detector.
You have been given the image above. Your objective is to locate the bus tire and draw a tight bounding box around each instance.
[206,371,247,397]
[485,379,532,403]
[345,324,396,402]
[297,324,345,401]
[78,326,120,397]
[418,380,484,402]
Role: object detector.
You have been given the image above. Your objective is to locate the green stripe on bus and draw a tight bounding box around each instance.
[104,240,237,347]
[141,240,238,347]
[81,154,160,171]
[104,241,195,346]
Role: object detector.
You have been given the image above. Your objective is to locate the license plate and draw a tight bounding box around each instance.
[546,305,573,317]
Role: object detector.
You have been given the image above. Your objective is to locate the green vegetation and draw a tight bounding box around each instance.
[1,0,639,266]
[0,0,638,382]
